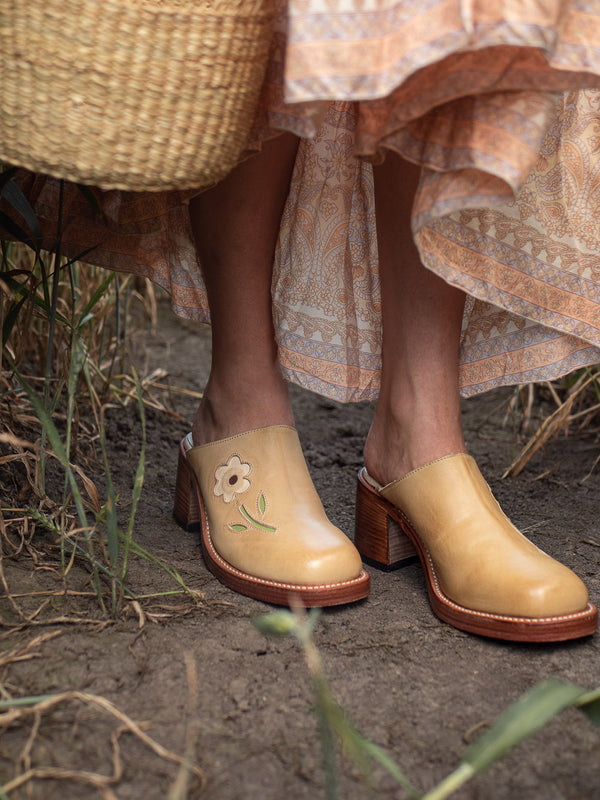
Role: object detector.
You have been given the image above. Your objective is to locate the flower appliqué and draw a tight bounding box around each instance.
[213,455,276,534]
[214,456,251,503]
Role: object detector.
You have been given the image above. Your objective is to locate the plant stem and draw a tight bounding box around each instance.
[40,181,64,494]
[421,763,474,800]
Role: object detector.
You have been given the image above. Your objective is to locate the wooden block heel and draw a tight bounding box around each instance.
[173,442,201,530]
[354,468,417,567]
[356,455,597,642]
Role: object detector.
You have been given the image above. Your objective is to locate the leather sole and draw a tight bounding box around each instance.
[174,440,370,606]
[354,467,597,642]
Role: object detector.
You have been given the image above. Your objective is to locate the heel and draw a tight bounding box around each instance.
[173,444,201,531]
[354,470,416,567]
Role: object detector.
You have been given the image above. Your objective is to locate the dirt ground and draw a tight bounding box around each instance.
[1,296,599,799]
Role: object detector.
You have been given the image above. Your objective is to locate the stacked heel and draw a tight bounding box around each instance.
[354,469,417,566]
[173,445,201,531]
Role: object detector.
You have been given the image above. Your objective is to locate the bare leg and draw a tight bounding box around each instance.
[364,154,466,485]
[188,133,299,445]
[179,132,369,606]
[356,154,595,641]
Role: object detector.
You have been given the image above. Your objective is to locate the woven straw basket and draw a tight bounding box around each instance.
[0,0,275,191]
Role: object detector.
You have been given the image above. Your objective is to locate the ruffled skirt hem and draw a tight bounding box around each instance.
[4,0,600,402]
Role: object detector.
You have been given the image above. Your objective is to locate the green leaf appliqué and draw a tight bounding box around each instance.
[258,492,266,516]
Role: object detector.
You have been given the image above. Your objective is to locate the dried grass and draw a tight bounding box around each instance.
[503,369,600,478]
[0,236,206,797]
[0,681,206,797]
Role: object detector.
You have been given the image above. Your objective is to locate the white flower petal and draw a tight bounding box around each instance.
[213,455,252,503]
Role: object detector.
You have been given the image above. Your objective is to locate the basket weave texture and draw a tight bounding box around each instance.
[0,0,275,191]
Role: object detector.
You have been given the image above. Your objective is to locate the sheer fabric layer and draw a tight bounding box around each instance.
[5,0,600,401]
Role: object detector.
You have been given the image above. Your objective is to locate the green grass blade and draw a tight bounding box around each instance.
[318,713,339,800]
[77,272,115,327]
[253,610,298,637]
[99,422,119,567]
[118,535,196,598]
[12,365,88,529]
[0,165,18,190]
[0,177,43,242]
[463,679,586,773]
[64,535,135,598]
[357,734,421,798]
[39,189,64,491]
[253,610,420,799]
[121,366,146,582]
[21,285,70,328]
[67,333,87,398]
[60,245,99,273]
[574,688,600,727]
[0,694,57,709]
[0,210,35,251]
[1,293,28,347]
[423,679,596,800]
[27,506,63,536]
[37,247,51,309]
[75,183,106,221]
[64,333,87,494]
[313,685,420,798]
[311,677,340,800]
[421,763,474,800]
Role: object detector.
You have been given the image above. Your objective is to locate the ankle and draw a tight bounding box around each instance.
[364,406,466,486]
[191,375,294,446]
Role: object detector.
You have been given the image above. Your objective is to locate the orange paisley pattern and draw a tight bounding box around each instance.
[5,1,600,401]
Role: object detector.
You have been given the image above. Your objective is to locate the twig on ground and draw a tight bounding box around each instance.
[0,631,63,668]
[168,652,205,800]
[0,690,205,796]
[0,617,112,638]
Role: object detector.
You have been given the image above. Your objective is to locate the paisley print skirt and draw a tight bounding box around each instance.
[8,0,600,401]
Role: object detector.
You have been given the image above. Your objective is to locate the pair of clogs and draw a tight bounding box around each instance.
[173,425,597,642]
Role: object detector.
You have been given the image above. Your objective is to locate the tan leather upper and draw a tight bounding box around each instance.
[380,453,589,617]
[186,426,363,586]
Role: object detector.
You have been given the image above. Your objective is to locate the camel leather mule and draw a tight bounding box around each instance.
[354,453,597,641]
[174,425,370,606]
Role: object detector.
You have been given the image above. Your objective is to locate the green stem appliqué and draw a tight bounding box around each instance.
[229,492,276,533]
